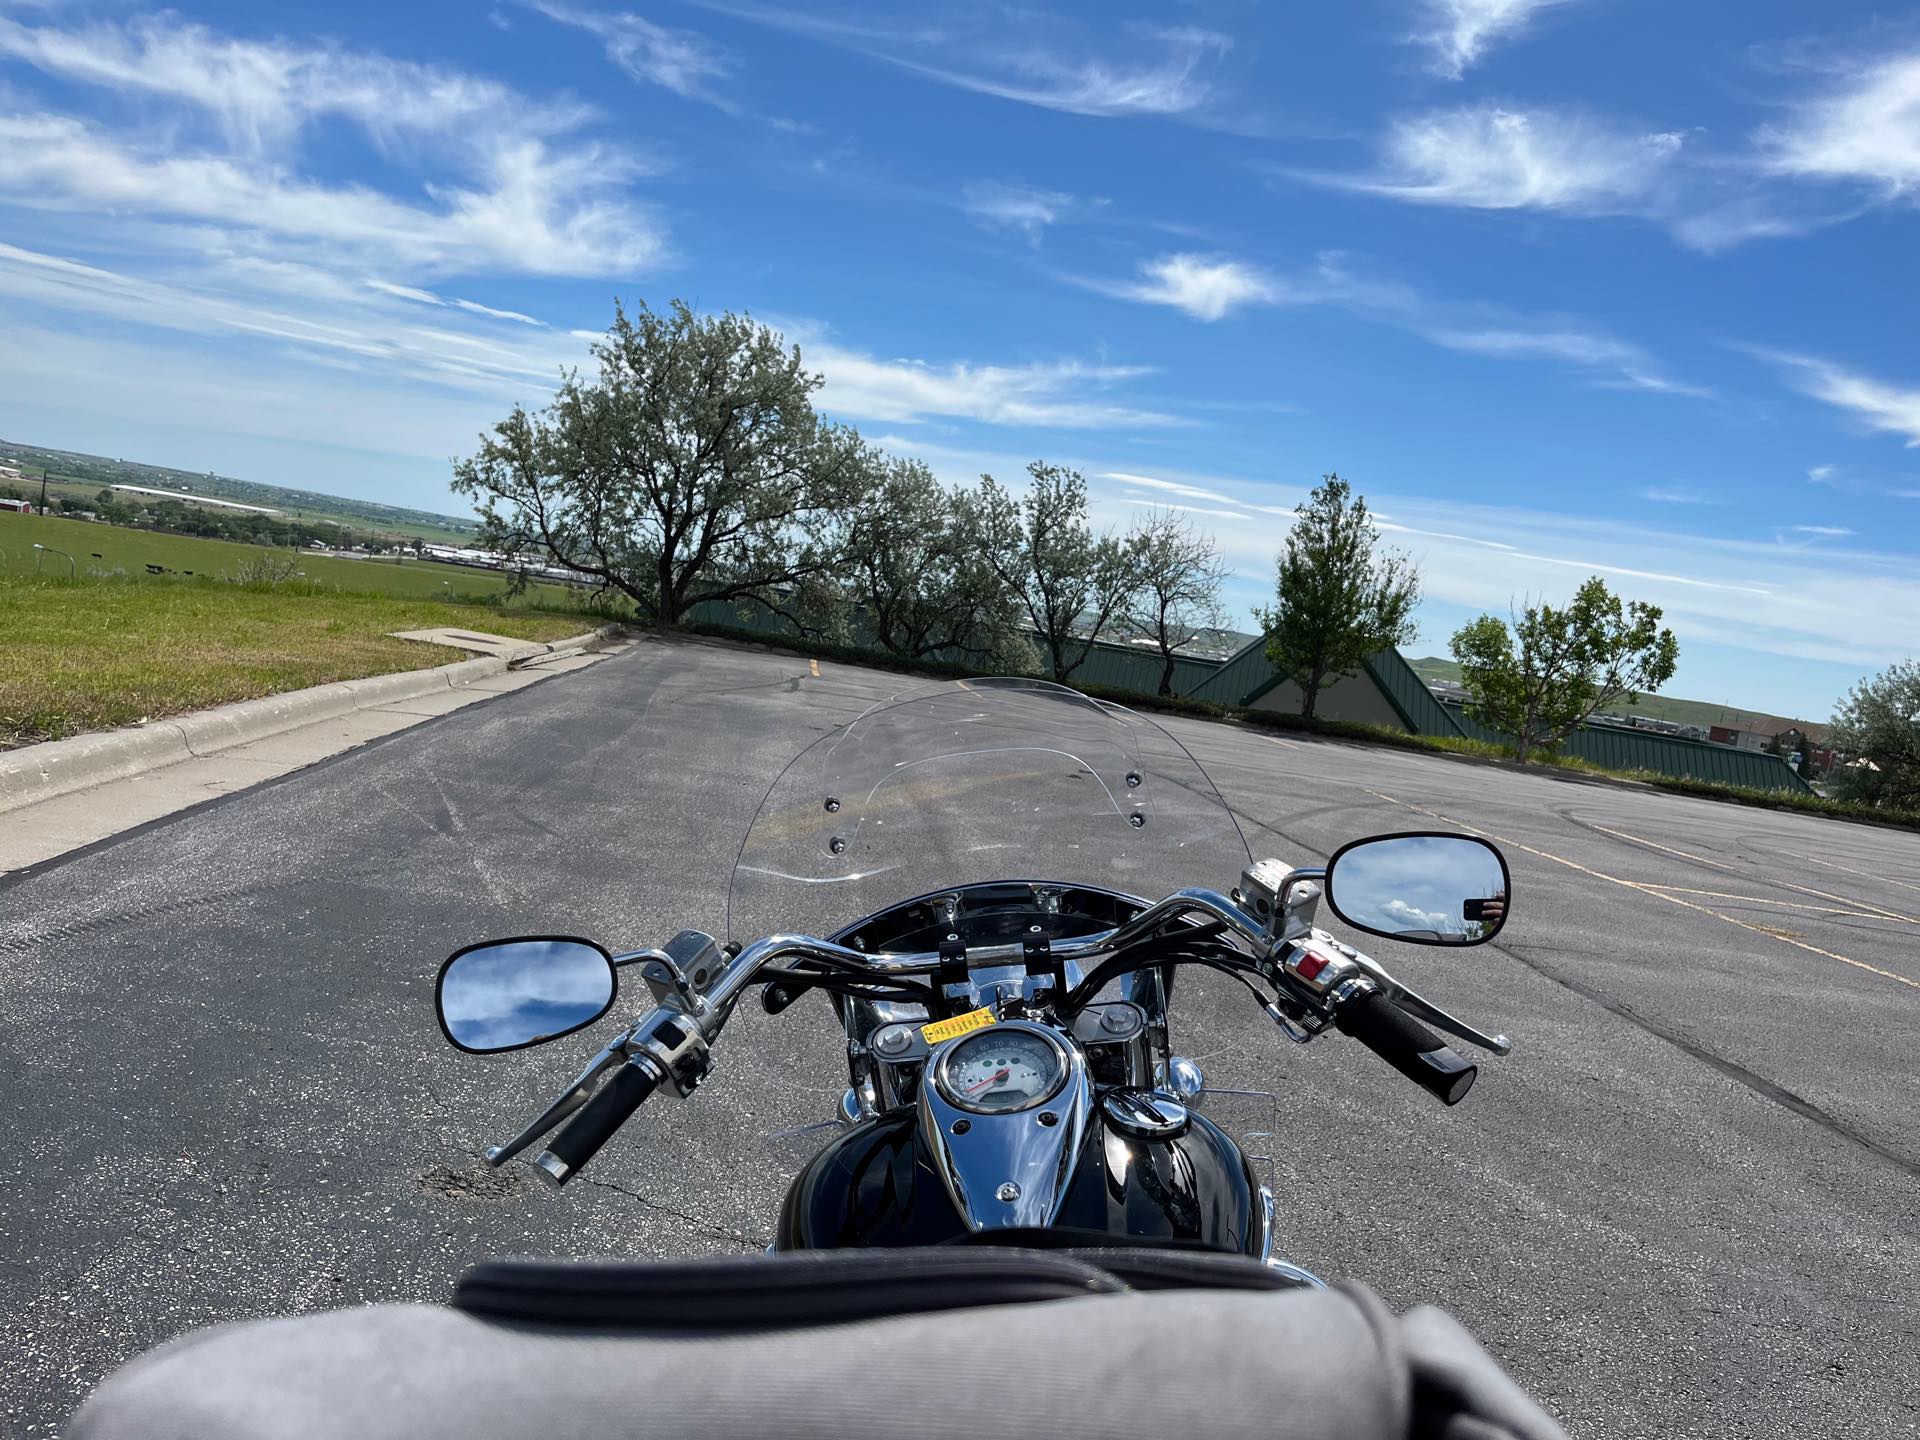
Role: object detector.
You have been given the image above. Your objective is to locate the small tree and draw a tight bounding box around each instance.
[1260,475,1420,718]
[1450,576,1680,764]
[1827,661,1920,810]
[846,456,1032,667]
[1122,510,1229,695]
[452,300,864,627]
[976,462,1139,680]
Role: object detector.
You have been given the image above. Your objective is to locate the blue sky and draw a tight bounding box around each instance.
[1,0,1915,719]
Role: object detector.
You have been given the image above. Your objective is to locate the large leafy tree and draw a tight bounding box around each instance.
[1261,475,1420,719]
[452,300,864,627]
[1451,576,1680,764]
[1121,510,1229,696]
[976,462,1139,680]
[1827,660,1920,810]
[846,457,1033,667]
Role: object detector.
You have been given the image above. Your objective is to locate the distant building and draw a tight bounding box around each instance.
[0,497,33,514]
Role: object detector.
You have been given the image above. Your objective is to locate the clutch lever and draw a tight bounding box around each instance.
[482,1040,627,1166]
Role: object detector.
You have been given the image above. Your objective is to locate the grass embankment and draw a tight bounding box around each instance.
[0,577,594,747]
[1,513,614,747]
[682,619,1918,834]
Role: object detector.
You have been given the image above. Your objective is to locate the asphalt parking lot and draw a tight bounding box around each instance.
[3,636,1915,1437]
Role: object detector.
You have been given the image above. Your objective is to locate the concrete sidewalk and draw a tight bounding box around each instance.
[0,630,635,874]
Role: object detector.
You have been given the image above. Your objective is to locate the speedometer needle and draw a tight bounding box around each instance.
[964,1068,1011,1096]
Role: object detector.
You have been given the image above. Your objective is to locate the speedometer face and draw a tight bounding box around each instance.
[938,1027,1068,1114]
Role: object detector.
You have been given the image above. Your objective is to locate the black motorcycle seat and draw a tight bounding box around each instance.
[68,1248,1567,1440]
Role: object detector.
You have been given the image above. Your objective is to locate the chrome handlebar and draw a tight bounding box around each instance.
[481,883,1509,1171]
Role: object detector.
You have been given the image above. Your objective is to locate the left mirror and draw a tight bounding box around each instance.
[436,936,616,1053]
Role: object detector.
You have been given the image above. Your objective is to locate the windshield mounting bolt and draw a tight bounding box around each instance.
[1100,1006,1132,1034]
[1125,771,1142,788]
[829,837,846,854]
[1128,813,1146,829]
[875,1027,910,1055]
[996,1182,1021,1203]
[823,797,840,813]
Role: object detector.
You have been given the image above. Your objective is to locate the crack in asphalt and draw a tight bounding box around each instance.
[475,1152,769,1250]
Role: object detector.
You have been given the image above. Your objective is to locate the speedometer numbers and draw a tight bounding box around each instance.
[935,1027,1068,1114]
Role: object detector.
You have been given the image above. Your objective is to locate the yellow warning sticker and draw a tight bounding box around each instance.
[921,1007,996,1045]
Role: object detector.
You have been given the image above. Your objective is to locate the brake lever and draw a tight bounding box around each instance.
[481,1040,627,1166]
[1344,952,1512,1056]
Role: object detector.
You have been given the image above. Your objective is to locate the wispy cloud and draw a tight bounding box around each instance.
[1420,324,1714,397]
[0,241,584,403]
[0,11,596,154]
[0,12,662,278]
[529,1,736,111]
[1101,473,1250,508]
[1308,104,1682,213]
[896,25,1231,119]
[1642,485,1722,504]
[961,181,1085,243]
[366,278,546,325]
[1793,524,1854,537]
[1412,0,1579,80]
[1762,49,1920,201]
[691,4,1237,123]
[456,298,540,326]
[1807,463,1836,484]
[1087,249,1705,396]
[1757,350,1920,447]
[806,344,1177,429]
[1093,253,1282,321]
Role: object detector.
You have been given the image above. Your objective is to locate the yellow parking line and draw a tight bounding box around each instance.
[809,658,820,678]
[1637,885,1896,921]
[1362,789,1920,993]
[1584,822,1920,926]
[1779,849,1920,896]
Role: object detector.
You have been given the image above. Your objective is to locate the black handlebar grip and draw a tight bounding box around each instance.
[534,1058,661,1186]
[1335,991,1478,1106]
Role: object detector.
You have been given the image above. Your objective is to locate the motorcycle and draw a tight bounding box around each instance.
[72,677,1565,1440]
[433,677,1516,1273]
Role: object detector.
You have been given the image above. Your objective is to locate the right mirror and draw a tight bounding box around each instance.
[1323,832,1510,946]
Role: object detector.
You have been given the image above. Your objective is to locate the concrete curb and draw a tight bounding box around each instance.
[0,623,627,816]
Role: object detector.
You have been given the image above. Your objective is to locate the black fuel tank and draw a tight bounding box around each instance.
[774,1102,1264,1255]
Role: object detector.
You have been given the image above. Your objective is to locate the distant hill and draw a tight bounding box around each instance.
[1407,657,1826,737]
[0,437,482,545]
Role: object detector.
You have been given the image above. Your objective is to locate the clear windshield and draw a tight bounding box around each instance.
[727,677,1250,944]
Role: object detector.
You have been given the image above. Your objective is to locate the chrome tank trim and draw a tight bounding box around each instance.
[1256,1184,1327,1288]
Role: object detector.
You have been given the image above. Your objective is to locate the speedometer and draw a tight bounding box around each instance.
[934,1026,1069,1114]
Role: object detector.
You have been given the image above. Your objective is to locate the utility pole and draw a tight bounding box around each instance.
[38,468,49,513]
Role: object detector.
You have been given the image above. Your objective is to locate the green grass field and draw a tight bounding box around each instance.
[0,512,582,606]
[0,514,613,747]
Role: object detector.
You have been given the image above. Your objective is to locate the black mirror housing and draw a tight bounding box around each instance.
[1323,832,1511,947]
